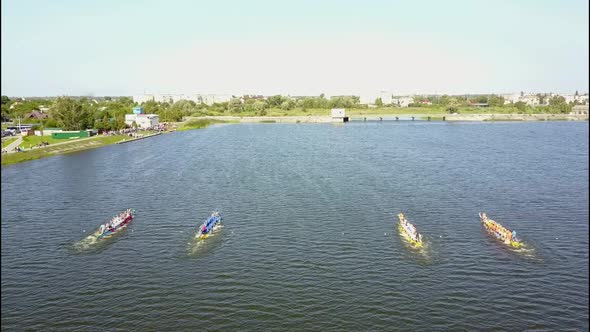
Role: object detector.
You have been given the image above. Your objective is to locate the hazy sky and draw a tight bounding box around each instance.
[1,0,588,97]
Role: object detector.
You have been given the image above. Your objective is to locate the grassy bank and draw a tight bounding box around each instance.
[19,135,74,148]
[177,119,235,131]
[2,118,232,166]
[1,135,127,166]
[2,137,18,148]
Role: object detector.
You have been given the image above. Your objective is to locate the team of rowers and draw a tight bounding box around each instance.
[98,209,133,235]
[398,213,423,244]
[398,212,521,247]
[479,212,519,243]
[198,211,221,235]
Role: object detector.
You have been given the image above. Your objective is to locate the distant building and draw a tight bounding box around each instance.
[379,90,392,105]
[25,110,48,120]
[500,93,520,104]
[133,94,155,104]
[391,96,414,107]
[133,94,233,106]
[125,114,160,129]
[194,94,232,105]
[520,95,540,106]
[35,128,62,136]
[571,105,589,115]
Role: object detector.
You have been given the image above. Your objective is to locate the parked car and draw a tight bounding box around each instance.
[1,130,15,137]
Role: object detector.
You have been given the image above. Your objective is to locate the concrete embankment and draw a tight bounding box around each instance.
[192,114,588,123]
[194,116,333,123]
[445,113,588,121]
[116,132,162,144]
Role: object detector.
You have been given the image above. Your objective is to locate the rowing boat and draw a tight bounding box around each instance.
[479,212,524,248]
[397,213,423,248]
[94,209,135,239]
[195,211,222,240]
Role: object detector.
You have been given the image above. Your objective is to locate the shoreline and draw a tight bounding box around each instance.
[191,113,589,123]
[2,114,587,166]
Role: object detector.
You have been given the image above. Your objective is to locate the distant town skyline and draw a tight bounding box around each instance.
[2,0,588,97]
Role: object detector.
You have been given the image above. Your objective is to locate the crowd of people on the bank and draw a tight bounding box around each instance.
[2,141,51,154]
[98,209,133,236]
[102,123,176,137]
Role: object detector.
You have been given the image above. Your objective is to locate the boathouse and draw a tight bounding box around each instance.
[331,108,349,122]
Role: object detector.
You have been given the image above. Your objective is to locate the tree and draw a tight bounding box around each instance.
[488,95,505,107]
[548,96,571,113]
[1,96,10,105]
[266,95,285,107]
[296,99,305,109]
[375,97,383,107]
[281,100,295,111]
[51,97,94,130]
[548,96,566,106]
[475,95,488,104]
[253,100,267,113]
[514,101,527,113]
[228,98,243,113]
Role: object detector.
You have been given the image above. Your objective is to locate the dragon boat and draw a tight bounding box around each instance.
[94,209,135,239]
[479,212,524,248]
[397,213,424,248]
[195,211,222,240]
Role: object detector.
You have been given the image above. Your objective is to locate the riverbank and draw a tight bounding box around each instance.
[1,119,229,166]
[189,113,588,123]
[1,135,128,166]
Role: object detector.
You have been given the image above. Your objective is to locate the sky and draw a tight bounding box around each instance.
[1,0,588,97]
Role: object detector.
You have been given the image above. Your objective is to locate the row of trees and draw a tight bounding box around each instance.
[1,96,136,131]
[406,94,583,110]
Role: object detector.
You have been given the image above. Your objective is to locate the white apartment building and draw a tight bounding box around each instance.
[520,95,541,106]
[133,94,233,106]
[500,93,520,104]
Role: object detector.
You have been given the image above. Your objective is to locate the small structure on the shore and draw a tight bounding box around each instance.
[125,106,160,129]
[51,130,96,139]
[571,105,589,115]
[331,108,349,123]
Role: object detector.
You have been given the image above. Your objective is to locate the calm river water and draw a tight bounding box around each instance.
[2,121,588,331]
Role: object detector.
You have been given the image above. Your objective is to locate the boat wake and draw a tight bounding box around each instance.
[69,226,131,254]
[187,224,224,256]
